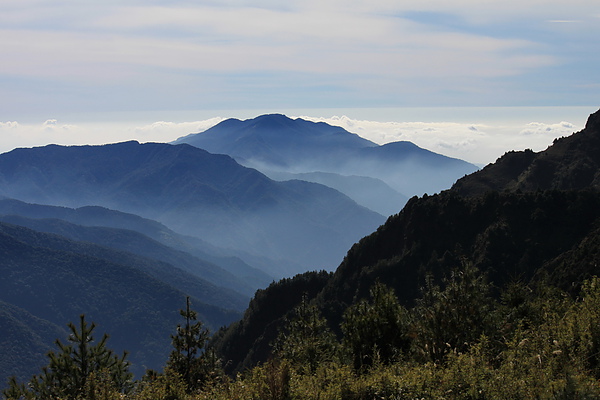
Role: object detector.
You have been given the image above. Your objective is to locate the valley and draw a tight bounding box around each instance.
[4,109,600,399]
[0,114,476,386]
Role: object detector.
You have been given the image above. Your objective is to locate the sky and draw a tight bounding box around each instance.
[0,1,599,164]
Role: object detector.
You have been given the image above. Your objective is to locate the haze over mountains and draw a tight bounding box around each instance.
[0,219,241,382]
[0,198,272,293]
[0,140,384,273]
[210,109,600,373]
[174,114,479,215]
[0,113,484,387]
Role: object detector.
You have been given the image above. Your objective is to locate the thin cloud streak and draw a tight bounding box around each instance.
[2,0,598,117]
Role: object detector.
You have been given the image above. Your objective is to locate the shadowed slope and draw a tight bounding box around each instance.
[0,141,384,274]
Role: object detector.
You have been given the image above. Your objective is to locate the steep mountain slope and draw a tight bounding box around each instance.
[174,114,478,212]
[0,215,250,310]
[210,108,600,373]
[0,198,274,290]
[214,189,600,372]
[210,270,331,374]
[264,171,408,216]
[0,142,384,274]
[0,221,241,384]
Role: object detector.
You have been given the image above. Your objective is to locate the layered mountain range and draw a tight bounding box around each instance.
[174,114,479,215]
[0,113,485,387]
[0,140,384,273]
[0,219,241,381]
[210,109,600,374]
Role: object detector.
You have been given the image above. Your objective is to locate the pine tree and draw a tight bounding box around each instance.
[341,282,410,370]
[274,294,338,373]
[412,262,496,363]
[166,297,217,392]
[4,314,132,400]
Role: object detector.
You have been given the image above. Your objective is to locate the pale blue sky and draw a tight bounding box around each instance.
[0,1,598,163]
[1,0,598,116]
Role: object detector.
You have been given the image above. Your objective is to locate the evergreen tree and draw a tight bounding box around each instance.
[166,297,217,392]
[4,314,132,400]
[341,282,410,370]
[412,261,496,363]
[274,294,338,373]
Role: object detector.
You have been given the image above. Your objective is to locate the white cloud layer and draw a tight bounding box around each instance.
[0,2,598,160]
[0,109,589,166]
[298,114,584,165]
[0,117,224,154]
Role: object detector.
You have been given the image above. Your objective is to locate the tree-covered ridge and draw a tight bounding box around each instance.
[208,109,600,375]
[0,221,241,383]
[206,184,600,377]
[7,268,600,399]
[452,108,600,196]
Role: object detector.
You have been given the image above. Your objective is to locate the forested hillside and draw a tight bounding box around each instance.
[6,109,600,400]
[0,221,241,384]
[212,189,600,373]
[197,108,600,398]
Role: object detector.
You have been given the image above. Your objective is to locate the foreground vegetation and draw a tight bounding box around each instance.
[6,263,600,399]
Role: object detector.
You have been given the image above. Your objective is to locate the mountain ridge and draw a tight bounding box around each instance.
[0,198,275,289]
[0,214,250,309]
[209,108,600,374]
[452,108,600,196]
[174,114,479,213]
[0,141,384,274]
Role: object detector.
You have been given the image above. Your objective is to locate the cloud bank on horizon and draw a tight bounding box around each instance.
[0,113,586,166]
[0,0,598,118]
[0,1,598,165]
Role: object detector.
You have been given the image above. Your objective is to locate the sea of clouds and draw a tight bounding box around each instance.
[299,115,580,165]
[0,114,583,166]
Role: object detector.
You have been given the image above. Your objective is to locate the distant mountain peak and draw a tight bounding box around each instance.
[249,113,292,124]
[585,108,600,130]
[174,114,375,144]
[173,114,478,204]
